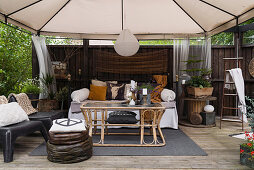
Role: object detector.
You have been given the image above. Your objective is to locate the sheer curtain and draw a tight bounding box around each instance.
[173,37,211,84]
[32,36,56,99]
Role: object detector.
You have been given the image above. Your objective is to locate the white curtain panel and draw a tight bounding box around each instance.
[173,37,211,99]
[32,36,56,99]
[173,37,211,79]
[173,39,189,82]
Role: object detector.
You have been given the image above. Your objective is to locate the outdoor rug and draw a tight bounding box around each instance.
[30,128,207,156]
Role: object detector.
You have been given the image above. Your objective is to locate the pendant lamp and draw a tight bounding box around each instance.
[114,29,140,56]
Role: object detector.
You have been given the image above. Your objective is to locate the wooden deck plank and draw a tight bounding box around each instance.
[0,118,252,169]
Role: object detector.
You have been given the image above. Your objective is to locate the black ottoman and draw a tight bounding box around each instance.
[0,121,48,162]
[29,110,65,131]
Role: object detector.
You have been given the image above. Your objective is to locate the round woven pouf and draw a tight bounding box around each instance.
[47,130,92,164]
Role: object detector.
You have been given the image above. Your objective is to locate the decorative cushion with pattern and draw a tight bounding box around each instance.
[8,93,37,115]
[107,111,138,124]
[0,96,8,104]
[91,79,117,87]
[49,118,86,133]
[106,83,125,100]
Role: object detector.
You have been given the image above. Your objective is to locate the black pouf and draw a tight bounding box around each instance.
[107,111,138,124]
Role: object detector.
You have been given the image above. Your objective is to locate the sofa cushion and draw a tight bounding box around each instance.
[8,93,37,115]
[107,111,138,124]
[92,79,117,87]
[71,88,90,103]
[0,102,29,127]
[0,96,8,104]
[161,89,176,102]
[49,118,86,133]
[106,83,125,100]
[88,84,107,101]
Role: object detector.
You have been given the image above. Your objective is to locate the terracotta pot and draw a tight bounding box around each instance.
[187,86,213,98]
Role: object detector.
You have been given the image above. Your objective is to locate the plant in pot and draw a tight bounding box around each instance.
[21,78,41,108]
[55,86,68,110]
[186,76,213,98]
[181,56,213,98]
[39,73,58,111]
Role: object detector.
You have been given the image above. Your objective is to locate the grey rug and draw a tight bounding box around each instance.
[30,128,207,156]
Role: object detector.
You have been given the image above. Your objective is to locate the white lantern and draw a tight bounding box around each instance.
[204,105,214,113]
[114,29,140,56]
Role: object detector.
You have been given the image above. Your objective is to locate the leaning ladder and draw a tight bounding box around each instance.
[220,57,244,130]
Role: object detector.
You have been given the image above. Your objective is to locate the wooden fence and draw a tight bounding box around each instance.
[32,43,254,117]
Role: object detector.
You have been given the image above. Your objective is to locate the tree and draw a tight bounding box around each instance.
[0,22,32,96]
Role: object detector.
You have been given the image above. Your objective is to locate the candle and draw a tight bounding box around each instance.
[143,88,147,95]
[182,80,186,84]
[131,80,136,91]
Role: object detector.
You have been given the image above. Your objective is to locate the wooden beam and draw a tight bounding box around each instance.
[32,41,39,78]
[83,39,89,88]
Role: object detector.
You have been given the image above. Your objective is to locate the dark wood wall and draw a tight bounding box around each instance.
[32,43,254,116]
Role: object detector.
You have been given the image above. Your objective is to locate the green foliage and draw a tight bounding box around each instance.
[21,78,40,94]
[55,87,68,102]
[137,83,154,94]
[40,73,55,99]
[186,76,212,88]
[0,22,32,96]
[212,32,234,45]
[245,96,254,130]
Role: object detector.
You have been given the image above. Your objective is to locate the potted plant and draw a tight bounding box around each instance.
[38,73,58,111]
[186,76,213,98]
[240,132,254,168]
[181,56,213,98]
[21,78,41,108]
[55,87,68,110]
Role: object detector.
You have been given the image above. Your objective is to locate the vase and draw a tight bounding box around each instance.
[240,145,254,168]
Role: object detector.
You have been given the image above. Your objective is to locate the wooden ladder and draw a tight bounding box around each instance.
[220,57,244,130]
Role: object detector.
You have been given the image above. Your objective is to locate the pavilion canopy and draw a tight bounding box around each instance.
[1,0,254,39]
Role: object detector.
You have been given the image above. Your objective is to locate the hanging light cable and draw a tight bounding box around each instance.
[114,0,140,57]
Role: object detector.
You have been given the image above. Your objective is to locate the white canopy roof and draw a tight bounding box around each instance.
[1,0,254,39]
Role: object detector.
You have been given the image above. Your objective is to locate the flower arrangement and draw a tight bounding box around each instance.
[240,131,254,168]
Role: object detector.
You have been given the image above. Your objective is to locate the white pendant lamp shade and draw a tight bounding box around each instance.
[114,29,140,57]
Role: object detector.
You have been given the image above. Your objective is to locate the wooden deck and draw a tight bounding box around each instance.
[0,118,252,169]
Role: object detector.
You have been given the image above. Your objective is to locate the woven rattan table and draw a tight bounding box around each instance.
[80,103,165,147]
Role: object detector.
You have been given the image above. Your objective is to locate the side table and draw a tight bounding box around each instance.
[182,96,217,125]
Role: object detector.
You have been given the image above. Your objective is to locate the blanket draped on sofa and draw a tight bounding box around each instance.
[151,75,167,103]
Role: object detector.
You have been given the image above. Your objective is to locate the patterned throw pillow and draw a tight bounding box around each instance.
[106,83,126,100]
[91,79,117,87]
[8,93,37,115]
[0,96,8,104]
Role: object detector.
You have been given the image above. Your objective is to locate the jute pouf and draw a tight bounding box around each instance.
[47,119,93,164]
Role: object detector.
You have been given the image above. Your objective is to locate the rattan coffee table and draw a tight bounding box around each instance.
[80,103,165,147]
